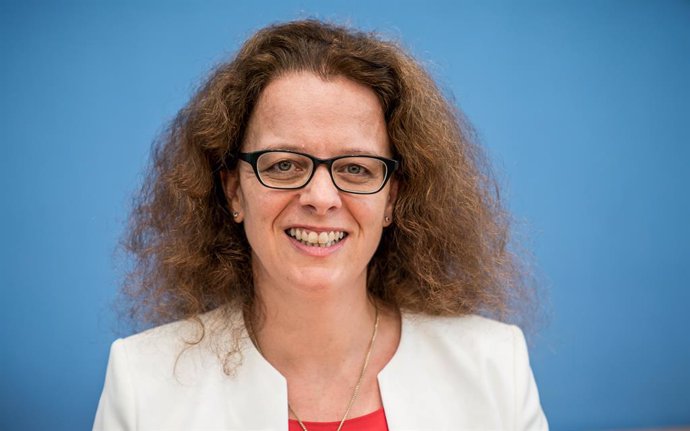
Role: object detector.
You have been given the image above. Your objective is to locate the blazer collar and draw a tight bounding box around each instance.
[231,313,439,430]
[222,325,289,429]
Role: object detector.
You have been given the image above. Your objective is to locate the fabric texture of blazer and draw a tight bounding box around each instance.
[93,308,548,430]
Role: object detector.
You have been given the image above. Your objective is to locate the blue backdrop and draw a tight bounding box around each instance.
[1,1,689,430]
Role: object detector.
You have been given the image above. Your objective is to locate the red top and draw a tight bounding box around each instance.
[288,408,388,431]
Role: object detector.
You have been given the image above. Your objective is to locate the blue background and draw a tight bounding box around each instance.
[1,1,689,430]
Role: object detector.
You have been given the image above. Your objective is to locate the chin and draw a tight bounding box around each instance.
[287,267,364,293]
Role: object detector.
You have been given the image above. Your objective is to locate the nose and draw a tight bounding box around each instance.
[298,165,342,214]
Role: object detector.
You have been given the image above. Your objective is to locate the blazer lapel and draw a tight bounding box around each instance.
[222,325,289,430]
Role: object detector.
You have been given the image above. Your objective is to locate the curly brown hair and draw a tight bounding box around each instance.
[123,19,533,338]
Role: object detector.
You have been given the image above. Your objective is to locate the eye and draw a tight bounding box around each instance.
[275,160,294,171]
[345,164,366,175]
[340,163,373,176]
[264,158,303,174]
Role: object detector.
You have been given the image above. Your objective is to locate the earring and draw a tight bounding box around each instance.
[232,211,239,218]
[384,216,391,223]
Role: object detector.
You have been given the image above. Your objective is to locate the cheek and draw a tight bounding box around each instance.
[242,189,290,237]
[348,197,388,229]
[368,193,391,214]
[241,205,276,257]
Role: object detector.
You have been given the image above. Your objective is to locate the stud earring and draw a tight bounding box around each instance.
[232,211,239,218]
[384,216,391,223]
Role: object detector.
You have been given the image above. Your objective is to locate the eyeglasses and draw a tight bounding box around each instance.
[237,150,399,195]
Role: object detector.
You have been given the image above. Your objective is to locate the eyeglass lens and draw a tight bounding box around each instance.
[255,152,387,193]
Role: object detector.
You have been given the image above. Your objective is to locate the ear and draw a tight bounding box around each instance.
[383,177,399,227]
[220,169,245,223]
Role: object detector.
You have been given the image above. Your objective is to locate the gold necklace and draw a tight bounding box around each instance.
[248,306,380,431]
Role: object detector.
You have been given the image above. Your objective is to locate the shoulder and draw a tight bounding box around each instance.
[379,314,547,430]
[391,313,531,403]
[400,313,521,355]
[93,308,278,430]
[120,306,236,346]
[111,306,241,377]
[386,313,528,385]
[115,313,199,356]
[402,312,516,333]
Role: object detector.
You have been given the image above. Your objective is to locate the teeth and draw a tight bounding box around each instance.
[287,228,346,247]
[308,231,318,243]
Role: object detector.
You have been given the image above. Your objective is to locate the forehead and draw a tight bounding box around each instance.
[243,72,390,156]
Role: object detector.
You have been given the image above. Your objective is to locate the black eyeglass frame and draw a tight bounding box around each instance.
[236,149,400,195]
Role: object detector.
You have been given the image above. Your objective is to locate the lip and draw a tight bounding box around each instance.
[285,225,349,233]
[287,233,347,256]
[284,226,349,257]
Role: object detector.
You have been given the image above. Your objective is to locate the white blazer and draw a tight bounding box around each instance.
[93,309,548,431]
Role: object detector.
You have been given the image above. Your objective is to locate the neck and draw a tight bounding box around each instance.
[249,274,377,374]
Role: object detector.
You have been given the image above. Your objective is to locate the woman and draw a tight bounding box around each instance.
[94,19,548,430]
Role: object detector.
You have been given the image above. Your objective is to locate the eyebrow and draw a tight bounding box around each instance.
[258,144,383,157]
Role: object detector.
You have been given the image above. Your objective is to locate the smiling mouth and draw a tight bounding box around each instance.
[287,228,347,247]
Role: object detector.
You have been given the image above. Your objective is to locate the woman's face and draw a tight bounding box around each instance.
[224,72,397,295]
